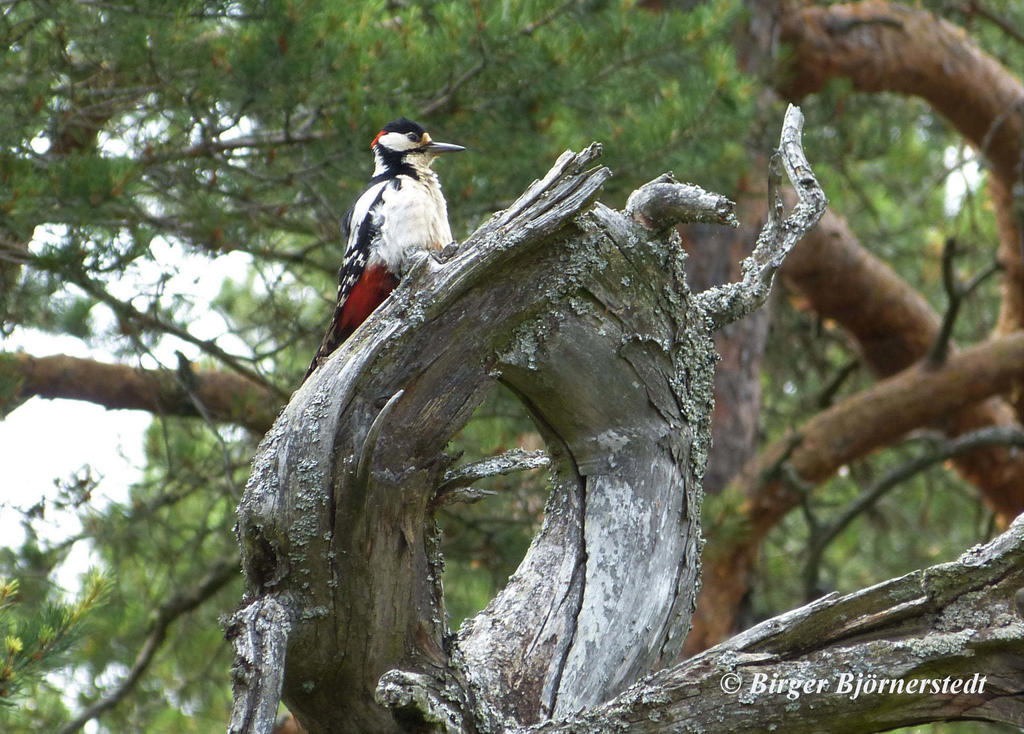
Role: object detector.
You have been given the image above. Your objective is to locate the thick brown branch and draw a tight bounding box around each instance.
[1,352,278,433]
[691,332,1024,652]
[777,0,1024,184]
[775,0,1024,334]
[990,175,1024,339]
[779,209,1024,507]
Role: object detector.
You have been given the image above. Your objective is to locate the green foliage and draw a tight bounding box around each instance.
[441,385,547,626]
[0,572,106,712]
[3,0,753,366]
[0,417,244,732]
[2,0,1021,730]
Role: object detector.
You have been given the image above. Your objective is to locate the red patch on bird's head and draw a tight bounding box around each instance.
[371,130,386,149]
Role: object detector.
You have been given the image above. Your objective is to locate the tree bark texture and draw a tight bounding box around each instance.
[229,106,825,733]
[532,513,1024,732]
[776,0,1023,184]
[679,189,769,497]
[989,174,1024,351]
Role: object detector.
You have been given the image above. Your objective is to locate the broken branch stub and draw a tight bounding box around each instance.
[230,106,823,733]
[698,105,827,328]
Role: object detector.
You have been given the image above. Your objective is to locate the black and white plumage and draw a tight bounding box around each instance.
[304,117,464,381]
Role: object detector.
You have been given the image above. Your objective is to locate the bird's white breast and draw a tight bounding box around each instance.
[370,169,452,274]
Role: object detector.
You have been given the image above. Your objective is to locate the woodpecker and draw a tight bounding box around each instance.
[305,117,464,380]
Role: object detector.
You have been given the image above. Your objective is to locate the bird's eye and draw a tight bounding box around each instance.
[407,133,419,142]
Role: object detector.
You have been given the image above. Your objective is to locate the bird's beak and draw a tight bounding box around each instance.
[424,140,466,154]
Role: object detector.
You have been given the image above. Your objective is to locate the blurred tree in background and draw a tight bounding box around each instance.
[0,0,1022,731]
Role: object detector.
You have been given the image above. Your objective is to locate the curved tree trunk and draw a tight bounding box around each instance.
[225,107,825,733]
[772,0,1024,364]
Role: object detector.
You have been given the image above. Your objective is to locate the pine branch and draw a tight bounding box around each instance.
[67,272,287,399]
[926,237,1002,367]
[803,425,1024,599]
[56,560,237,734]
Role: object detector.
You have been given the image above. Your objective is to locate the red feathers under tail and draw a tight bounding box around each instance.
[304,265,399,381]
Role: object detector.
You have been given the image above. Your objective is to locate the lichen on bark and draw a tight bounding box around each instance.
[229,106,828,734]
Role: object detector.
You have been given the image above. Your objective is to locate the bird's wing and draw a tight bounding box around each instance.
[304,182,388,380]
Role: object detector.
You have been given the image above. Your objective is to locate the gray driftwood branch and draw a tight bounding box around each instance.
[697,105,827,328]
[223,106,1024,734]
[531,513,1024,732]
[433,449,551,507]
[225,596,292,734]
[625,174,739,230]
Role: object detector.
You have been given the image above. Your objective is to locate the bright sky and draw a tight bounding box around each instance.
[0,241,253,595]
[0,330,150,593]
[943,145,981,217]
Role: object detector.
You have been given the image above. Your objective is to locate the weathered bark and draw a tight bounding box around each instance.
[226,597,292,734]
[0,351,278,433]
[229,106,825,733]
[680,190,769,496]
[531,513,1024,732]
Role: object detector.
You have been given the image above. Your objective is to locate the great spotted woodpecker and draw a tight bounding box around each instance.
[305,117,464,380]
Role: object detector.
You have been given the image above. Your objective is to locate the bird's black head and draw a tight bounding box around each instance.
[370,118,428,152]
[381,117,425,138]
